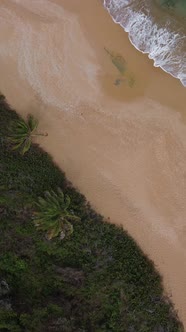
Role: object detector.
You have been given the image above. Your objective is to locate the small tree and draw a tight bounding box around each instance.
[8,114,47,155]
[33,188,80,240]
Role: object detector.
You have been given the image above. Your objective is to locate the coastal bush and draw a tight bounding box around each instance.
[0,96,183,331]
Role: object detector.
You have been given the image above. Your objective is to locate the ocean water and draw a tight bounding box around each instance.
[103,0,186,87]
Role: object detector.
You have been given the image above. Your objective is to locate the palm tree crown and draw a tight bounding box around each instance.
[33,188,80,240]
[8,114,47,155]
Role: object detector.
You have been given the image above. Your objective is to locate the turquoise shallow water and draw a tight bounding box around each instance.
[104,0,186,86]
[157,0,186,18]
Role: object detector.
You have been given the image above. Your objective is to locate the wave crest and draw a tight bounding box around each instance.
[104,0,186,86]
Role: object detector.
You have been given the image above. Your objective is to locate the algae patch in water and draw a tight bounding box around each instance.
[161,0,176,8]
[104,47,126,75]
[104,47,135,88]
[157,0,186,18]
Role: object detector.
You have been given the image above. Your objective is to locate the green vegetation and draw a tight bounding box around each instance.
[34,188,80,240]
[0,95,183,331]
[8,113,47,155]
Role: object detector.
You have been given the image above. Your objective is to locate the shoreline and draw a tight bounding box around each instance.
[103,0,186,87]
[1,98,183,330]
[0,0,186,327]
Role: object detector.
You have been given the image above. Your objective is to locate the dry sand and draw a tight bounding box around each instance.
[0,0,186,327]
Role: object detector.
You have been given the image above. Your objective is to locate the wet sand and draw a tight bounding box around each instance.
[0,0,186,327]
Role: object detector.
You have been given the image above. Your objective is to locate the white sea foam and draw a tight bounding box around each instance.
[104,0,186,86]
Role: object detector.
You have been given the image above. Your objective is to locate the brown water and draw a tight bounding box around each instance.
[0,0,186,327]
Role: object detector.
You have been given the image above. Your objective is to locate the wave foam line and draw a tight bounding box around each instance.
[103,0,186,87]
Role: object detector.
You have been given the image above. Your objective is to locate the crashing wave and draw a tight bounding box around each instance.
[104,0,186,86]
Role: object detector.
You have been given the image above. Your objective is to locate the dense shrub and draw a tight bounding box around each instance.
[0,97,183,331]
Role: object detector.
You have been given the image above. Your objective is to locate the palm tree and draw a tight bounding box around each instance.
[8,114,47,155]
[33,188,80,240]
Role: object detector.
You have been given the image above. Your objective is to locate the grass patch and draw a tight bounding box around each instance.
[0,96,183,331]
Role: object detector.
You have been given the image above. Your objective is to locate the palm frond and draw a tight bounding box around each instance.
[11,140,25,151]
[46,221,61,240]
[64,195,71,210]
[27,114,38,132]
[66,214,81,222]
[33,188,80,240]
[21,138,32,155]
[12,119,29,131]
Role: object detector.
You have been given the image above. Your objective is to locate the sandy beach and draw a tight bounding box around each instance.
[0,0,186,327]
